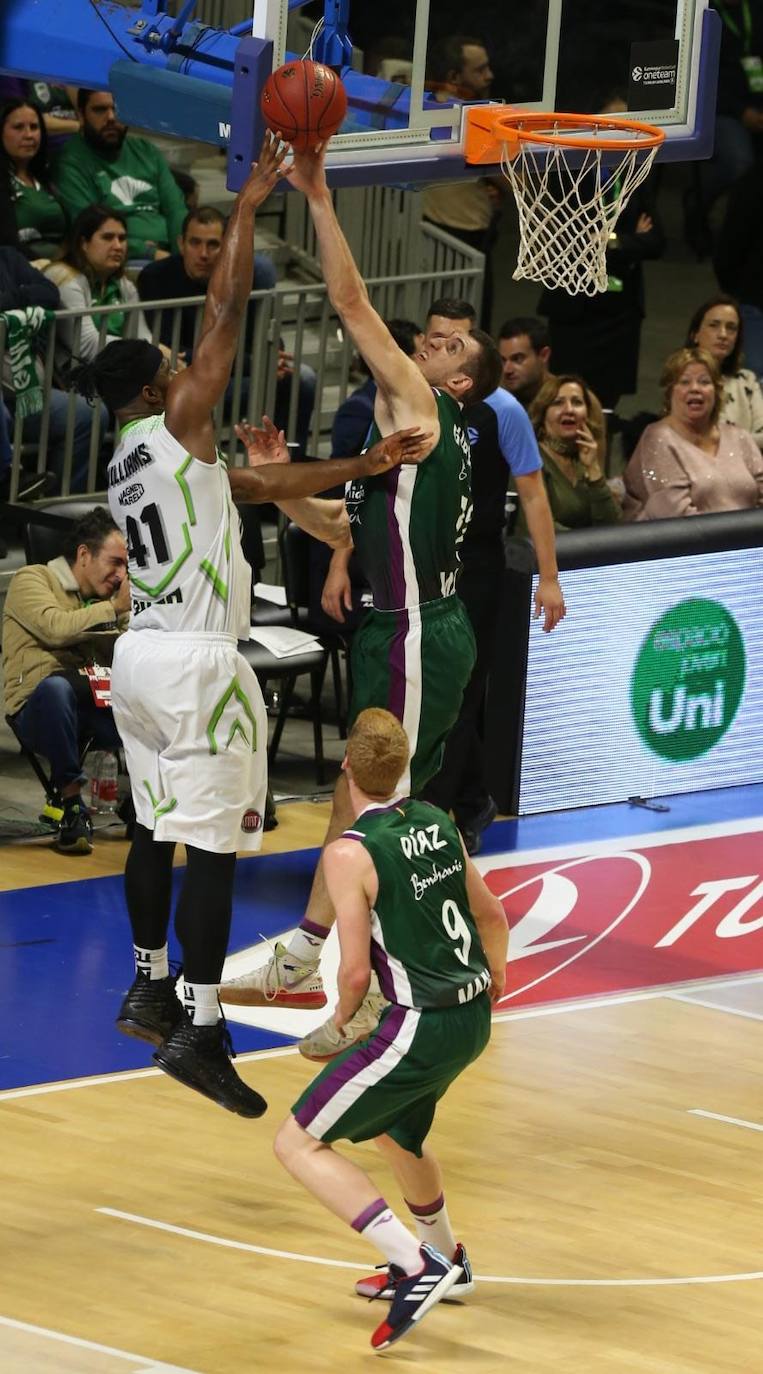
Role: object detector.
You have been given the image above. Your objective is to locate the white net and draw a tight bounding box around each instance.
[500,136,660,296]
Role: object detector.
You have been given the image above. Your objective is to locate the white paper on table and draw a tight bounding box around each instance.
[248,624,321,658]
[254,581,287,606]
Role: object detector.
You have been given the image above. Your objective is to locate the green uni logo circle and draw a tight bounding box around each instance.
[630,598,746,762]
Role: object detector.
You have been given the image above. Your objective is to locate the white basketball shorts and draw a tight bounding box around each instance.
[111,629,268,853]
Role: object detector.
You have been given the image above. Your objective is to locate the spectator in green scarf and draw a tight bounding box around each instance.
[45,204,153,368]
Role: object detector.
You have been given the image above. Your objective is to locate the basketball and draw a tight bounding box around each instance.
[260,59,348,152]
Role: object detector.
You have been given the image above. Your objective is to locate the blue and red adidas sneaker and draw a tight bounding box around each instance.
[357,1242,474,1301]
[370,1243,463,1352]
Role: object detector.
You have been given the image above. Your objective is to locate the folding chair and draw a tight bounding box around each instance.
[5,711,93,828]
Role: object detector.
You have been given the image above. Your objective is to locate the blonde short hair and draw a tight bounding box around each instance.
[660,346,723,422]
[345,708,409,799]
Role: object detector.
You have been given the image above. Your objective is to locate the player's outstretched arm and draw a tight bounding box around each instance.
[460,840,509,1001]
[227,426,430,503]
[323,839,377,1026]
[286,145,437,437]
[277,498,353,550]
[164,133,287,457]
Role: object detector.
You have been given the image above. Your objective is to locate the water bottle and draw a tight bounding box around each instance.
[91,752,118,813]
[89,751,102,811]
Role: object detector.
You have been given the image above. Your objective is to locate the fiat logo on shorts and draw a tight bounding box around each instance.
[241,810,262,833]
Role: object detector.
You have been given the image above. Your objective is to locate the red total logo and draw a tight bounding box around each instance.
[486,830,763,1009]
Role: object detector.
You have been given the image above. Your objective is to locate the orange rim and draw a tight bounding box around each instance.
[464,106,665,164]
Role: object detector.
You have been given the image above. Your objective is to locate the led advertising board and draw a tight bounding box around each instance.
[517,547,763,813]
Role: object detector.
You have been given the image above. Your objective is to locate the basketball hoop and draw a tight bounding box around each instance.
[465,109,665,296]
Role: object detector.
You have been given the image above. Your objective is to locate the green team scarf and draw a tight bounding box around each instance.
[92,276,126,337]
[0,306,52,418]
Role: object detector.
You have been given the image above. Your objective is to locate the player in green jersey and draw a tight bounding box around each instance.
[274,708,508,1353]
[220,142,503,1058]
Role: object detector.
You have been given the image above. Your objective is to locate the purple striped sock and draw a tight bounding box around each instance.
[405,1193,456,1257]
[406,1193,445,1218]
[300,918,331,939]
[351,1198,389,1234]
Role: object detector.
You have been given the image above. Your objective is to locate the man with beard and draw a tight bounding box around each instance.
[54,90,186,261]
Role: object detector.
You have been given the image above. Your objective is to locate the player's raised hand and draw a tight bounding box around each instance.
[361,428,433,475]
[240,131,290,208]
[283,140,330,199]
[235,415,289,467]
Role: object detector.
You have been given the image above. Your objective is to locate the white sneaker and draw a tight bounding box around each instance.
[298,991,388,1061]
[219,942,327,1009]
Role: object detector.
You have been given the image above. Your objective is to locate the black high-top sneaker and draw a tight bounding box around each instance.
[116,971,184,1046]
[153,1013,267,1118]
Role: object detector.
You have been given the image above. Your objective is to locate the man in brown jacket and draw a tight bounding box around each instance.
[3,506,130,853]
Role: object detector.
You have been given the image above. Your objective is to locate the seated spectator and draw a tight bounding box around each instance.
[2,507,129,854]
[55,90,186,263]
[527,375,620,528]
[498,315,552,410]
[624,346,763,520]
[0,77,79,146]
[1,99,68,260]
[136,206,275,358]
[1,244,105,493]
[45,204,152,368]
[686,294,763,451]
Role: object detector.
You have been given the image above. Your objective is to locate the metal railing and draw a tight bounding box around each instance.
[1,232,482,504]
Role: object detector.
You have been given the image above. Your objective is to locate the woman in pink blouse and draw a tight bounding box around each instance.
[624,347,763,520]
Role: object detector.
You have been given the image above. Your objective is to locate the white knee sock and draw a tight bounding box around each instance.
[352,1198,422,1275]
[183,982,220,1026]
[134,943,169,980]
[406,1193,456,1259]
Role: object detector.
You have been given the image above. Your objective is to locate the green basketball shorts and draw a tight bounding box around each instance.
[349,594,476,794]
[292,994,491,1157]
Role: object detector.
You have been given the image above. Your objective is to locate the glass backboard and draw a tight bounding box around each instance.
[240,0,719,184]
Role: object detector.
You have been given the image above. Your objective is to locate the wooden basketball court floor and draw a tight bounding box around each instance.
[1,785,762,1373]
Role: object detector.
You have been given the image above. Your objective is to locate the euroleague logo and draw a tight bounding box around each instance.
[494,852,650,1000]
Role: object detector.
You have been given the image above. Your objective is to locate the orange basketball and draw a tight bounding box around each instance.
[260,59,348,152]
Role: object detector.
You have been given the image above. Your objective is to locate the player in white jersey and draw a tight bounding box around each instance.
[71,134,430,1117]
